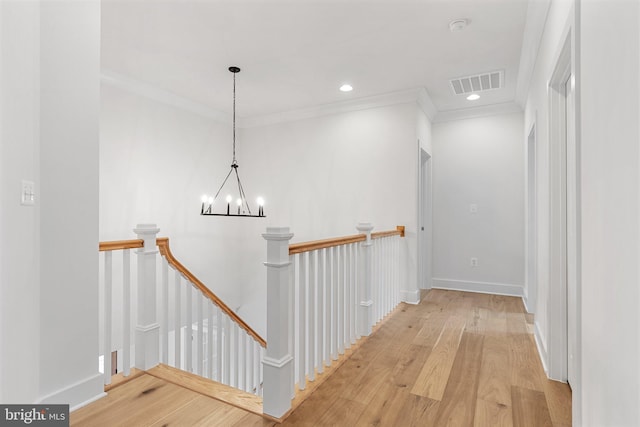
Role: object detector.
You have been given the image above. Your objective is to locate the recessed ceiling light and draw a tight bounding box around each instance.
[467,93,480,101]
[449,19,468,32]
[340,84,353,92]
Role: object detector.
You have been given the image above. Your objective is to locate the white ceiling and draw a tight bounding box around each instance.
[101,0,529,119]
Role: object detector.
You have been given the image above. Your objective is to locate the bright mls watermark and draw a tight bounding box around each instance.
[0,405,68,426]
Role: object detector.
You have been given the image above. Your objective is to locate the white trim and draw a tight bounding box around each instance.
[242,88,425,128]
[417,88,437,121]
[515,0,552,106]
[70,392,107,412]
[37,372,104,409]
[262,354,293,369]
[432,278,523,297]
[522,295,531,314]
[101,69,231,123]
[433,102,522,123]
[534,320,549,375]
[400,289,420,305]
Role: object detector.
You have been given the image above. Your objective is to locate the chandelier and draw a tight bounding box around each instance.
[200,66,265,218]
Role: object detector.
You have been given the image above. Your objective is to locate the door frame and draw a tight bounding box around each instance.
[525,121,538,314]
[417,146,432,290]
[548,27,581,391]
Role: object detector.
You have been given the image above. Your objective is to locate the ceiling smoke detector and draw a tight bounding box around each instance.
[449,19,468,32]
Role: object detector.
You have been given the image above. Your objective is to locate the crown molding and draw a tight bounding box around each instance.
[241,88,427,128]
[101,69,231,124]
[515,0,552,107]
[434,101,522,123]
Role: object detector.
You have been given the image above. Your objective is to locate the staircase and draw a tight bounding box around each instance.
[96,223,405,422]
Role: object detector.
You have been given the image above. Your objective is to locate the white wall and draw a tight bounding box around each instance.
[0,0,103,407]
[240,103,422,313]
[101,84,424,334]
[579,1,640,425]
[431,112,524,296]
[0,0,41,404]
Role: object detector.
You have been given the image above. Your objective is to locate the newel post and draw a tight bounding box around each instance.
[134,223,160,370]
[357,222,374,337]
[262,227,294,418]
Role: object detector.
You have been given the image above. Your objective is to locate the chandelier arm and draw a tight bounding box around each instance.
[212,167,234,203]
[233,167,253,215]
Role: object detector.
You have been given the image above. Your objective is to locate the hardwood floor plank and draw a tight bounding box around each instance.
[477,335,512,406]
[354,381,412,426]
[71,375,200,427]
[507,313,545,392]
[474,398,513,427]
[410,315,466,400]
[432,332,484,426]
[315,397,366,426]
[543,379,572,427]
[390,343,432,389]
[511,386,553,427]
[149,394,271,427]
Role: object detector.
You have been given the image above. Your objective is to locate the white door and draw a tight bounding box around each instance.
[526,125,537,313]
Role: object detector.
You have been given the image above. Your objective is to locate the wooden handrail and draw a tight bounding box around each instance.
[156,237,266,348]
[372,225,405,239]
[289,225,405,255]
[99,239,144,252]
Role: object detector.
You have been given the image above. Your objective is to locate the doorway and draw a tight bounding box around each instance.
[548,32,579,388]
[418,147,432,290]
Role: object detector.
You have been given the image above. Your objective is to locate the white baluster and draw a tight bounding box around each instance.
[196,291,203,376]
[248,336,254,393]
[308,250,316,382]
[339,245,345,354]
[332,246,338,360]
[222,314,231,385]
[345,244,351,350]
[298,251,306,390]
[161,256,168,365]
[216,307,223,382]
[317,249,324,374]
[174,271,181,369]
[350,243,357,344]
[208,302,214,379]
[324,248,331,366]
[289,254,296,399]
[104,251,113,385]
[186,283,193,372]
[123,249,131,376]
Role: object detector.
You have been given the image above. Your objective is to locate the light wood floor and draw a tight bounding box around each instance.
[71,289,570,426]
[70,374,274,427]
[282,289,571,426]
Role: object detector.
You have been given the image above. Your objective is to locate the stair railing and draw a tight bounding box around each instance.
[262,223,405,418]
[98,224,265,396]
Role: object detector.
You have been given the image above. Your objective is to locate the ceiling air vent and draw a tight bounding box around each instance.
[450,70,503,95]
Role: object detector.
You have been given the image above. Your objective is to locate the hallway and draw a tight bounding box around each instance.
[283,289,571,426]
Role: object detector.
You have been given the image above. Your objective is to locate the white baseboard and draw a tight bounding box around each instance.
[522,295,532,313]
[400,289,420,305]
[534,321,549,375]
[431,278,523,297]
[37,372,104,410]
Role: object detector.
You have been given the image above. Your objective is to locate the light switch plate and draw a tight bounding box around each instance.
[21,180,35,206]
